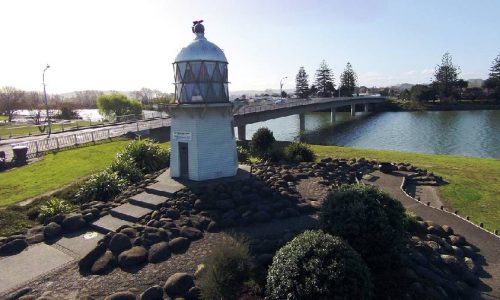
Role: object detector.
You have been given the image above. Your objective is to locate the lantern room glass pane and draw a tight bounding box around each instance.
[180,84,187,102]
[199,63,209,81]
[205,62,216,80]
[191,62,201,80]
[199,83,209,100]
[218,63,227,81]
[177,63,187,82]
[212,65,221,81]
[184,63,195,82]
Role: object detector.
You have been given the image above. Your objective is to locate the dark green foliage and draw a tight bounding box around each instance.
[295,67,310,98]
[96,93,143,118]
[75,170,126,203]
[119,139,169,173]
[237,145,250,163]
[55,104,79,120]
[410,84,436,102]
[110,157,144,183]
[340,62,357,97]
[433,52,462,101]
[284,142,315,162]
[315,60,335,97]
[266,146,286,163]
[199,236,251,300]
[38,198,73,223]
[250,127,276,157]
[319,184,406,270]
[266,230,372,300]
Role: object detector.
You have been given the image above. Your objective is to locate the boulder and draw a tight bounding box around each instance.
[43,222,62,239]
[164,273,194,298]
[194,264,205,279]
[118,246,148,267]
[104,291,136,300]
[464,257,478,274]
[148,242,171,263]
[79,242,107,273]
[26,233,45,244]
[187,286,201,300]
[139,285,164,300]
[169,237,190,254]
[0,239,28,255]
[180,227,203,241]
[62,214,86,232]
[109,233,132,255]
[448,235,466,246]
[119,227,138,239]
[215,199,235,210]
[91,250,115,274]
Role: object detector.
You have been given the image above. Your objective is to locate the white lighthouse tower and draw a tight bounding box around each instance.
[169,20,238,181]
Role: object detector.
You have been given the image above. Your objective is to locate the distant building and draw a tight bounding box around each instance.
[467,79,484,88]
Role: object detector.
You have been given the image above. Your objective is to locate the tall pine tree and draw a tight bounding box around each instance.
[485,53,500,100]
[315,60,335,97]
[432,52,461,101]
[295,67,310,98]
[340,62,358,97]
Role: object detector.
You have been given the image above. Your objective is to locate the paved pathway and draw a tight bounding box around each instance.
[363,171,500,299]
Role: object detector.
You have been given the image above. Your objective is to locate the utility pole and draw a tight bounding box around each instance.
[43,64,52,137]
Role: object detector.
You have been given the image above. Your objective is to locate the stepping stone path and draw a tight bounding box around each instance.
[90,177,183,233]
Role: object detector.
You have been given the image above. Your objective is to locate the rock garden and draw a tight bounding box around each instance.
[1,129,495,300]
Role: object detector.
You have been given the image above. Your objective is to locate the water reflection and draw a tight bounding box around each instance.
[244,110,500,159]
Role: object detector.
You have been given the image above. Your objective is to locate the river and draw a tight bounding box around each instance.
[244,110,500,159]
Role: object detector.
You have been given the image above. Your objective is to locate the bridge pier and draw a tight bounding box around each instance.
[351,104,356,116]
[299,113,305,132]
[364,103,369,112]
[330,108,336,123]
[237,125,246,141]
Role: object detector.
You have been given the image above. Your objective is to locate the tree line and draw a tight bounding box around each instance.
[0,87,174,123]
[295,61,358,99]
[399,52,500,103]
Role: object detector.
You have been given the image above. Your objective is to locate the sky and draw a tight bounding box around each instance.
[1,0,500,94]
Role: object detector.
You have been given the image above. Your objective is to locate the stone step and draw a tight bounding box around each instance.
[129,192,167,209]
[145,169,185,197]
[90,215,134,233]
[110,203,152,222]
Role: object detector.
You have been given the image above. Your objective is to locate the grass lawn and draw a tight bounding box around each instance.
[0,120,97,138]
[0,139,131,207]
[311,145,500,231]
[0,115,8,121]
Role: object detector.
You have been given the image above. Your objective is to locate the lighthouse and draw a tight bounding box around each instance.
[169,21,238,181]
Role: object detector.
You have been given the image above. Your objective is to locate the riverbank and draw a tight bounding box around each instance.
[373,99,500,112]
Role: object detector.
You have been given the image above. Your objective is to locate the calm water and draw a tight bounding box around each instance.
[245,110,500,159]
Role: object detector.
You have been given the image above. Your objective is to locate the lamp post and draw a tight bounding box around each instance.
[42,64,51,137]
[280,76,287,98]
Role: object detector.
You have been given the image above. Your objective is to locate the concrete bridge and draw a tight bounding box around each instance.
[232,96,388,140]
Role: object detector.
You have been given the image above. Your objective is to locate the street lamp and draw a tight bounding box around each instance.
[280,76,287,98]
[42,64,51,137]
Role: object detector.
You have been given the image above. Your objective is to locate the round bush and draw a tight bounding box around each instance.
[110,156,144,183]
[284,142,315,162]
[250,127,275,157]
[120,139,169,173]
[76,170,126,203]
[266,230,372,300]
[319,184,406,270]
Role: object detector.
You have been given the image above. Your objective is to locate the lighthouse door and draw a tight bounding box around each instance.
[179,142,189,179]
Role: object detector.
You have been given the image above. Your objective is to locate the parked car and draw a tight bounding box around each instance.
[274,98,285,104]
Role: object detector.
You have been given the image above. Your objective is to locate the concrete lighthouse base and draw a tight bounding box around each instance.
[168,103,238,181]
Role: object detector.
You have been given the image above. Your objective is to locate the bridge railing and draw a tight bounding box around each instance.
[9,117,171,158]
[234,96,386,115]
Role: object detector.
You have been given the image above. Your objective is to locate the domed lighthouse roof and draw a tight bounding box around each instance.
[173,21,229,103]
[174,21,227,63]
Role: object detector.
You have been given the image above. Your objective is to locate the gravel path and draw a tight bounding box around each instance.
[363,170,500,299]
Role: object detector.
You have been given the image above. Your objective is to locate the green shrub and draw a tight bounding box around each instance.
[284,142,315,162]
[75,170,126,203]
[319,184,406,270]
[110,156,144,183]
[237,145,250,163]
[38,198,73,223]
[266,230,372,300]
[250,127,276,157]
[199,236,251,300]
[266,146,286,163]
[119,139,169,173]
